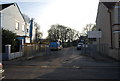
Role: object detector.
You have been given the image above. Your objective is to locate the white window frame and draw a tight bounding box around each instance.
[15,21,19,30]
[22,24,25,32]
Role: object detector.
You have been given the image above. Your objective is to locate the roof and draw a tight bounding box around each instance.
[0,3,14,11]
[22,14,31,23]
[102,2,117,9]
[96,2,119,23]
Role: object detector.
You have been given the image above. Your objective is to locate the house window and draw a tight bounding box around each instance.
[27,29,29,32]
[15,22,19,30]
[22,25,25,32]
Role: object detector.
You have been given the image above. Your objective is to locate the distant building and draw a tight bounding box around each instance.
[22,14,31,43]
[96,1,120,60]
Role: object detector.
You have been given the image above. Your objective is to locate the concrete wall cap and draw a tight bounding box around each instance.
[5,45,11,46]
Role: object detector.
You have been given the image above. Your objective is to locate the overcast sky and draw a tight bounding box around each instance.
[1,0,99,38]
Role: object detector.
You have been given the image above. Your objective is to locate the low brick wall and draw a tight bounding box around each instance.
[10,52,23,60]
[109,48,120,61]
[81,44,120,61]
[2,52,23,60]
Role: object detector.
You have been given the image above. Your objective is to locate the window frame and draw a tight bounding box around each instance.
[22,24,25,32]
[15,21,19,30]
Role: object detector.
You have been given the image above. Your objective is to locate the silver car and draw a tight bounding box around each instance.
[77,43,84,50]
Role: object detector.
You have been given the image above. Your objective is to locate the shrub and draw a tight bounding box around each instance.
[2,29,20,53]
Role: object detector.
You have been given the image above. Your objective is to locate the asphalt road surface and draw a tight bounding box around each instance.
[2,47,120,81]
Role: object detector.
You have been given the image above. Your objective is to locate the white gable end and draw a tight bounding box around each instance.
[1,4,25,36]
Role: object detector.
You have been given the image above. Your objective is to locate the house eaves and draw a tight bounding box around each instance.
[102,2,117,9]
[95,2,102,25]
[14,3,26,22]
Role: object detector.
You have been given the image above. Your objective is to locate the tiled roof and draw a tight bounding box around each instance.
[22,14,31,23]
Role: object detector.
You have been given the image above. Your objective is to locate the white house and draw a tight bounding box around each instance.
[0,3,41,44]
[96,1,120,60]
[0,3,30,44]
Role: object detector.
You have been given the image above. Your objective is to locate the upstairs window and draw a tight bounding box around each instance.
[27,29,29,33]
[26,25,29,33]
[22,25,25,32]
[15,22,19,30]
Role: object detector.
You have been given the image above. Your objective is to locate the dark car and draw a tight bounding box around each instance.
[77,43,84,50]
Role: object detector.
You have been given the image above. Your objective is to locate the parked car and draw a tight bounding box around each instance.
[77,43,84,50]
[0,62,5,80]
[49,42,62,50]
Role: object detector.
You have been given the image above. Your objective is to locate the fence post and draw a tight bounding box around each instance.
[34,44,37,56]
[21,45,24,56]
[5,44,11,60]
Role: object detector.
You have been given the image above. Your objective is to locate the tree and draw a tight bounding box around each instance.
[47,24,81,47]
[2,29,20,52]
[92,24,96,31]
[34,22,43,43]
[82,23,96,36]
[81,24,96,44]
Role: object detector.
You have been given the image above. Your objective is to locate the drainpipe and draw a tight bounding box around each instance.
[35,27,37,43]
[30,19,34,43]
[108,9,113,48]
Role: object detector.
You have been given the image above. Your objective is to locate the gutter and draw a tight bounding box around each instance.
[108,9,113,48]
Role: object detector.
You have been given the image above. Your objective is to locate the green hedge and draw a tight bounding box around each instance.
[2,29,20,53]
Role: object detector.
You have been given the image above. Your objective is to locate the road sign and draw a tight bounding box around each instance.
[88,31,102,38]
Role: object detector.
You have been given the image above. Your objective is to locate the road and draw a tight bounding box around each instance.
[2,47,120,81]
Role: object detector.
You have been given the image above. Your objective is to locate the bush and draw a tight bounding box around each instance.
[2,29,20,53]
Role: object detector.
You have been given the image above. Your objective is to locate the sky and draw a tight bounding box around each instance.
[0,0,99,38]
